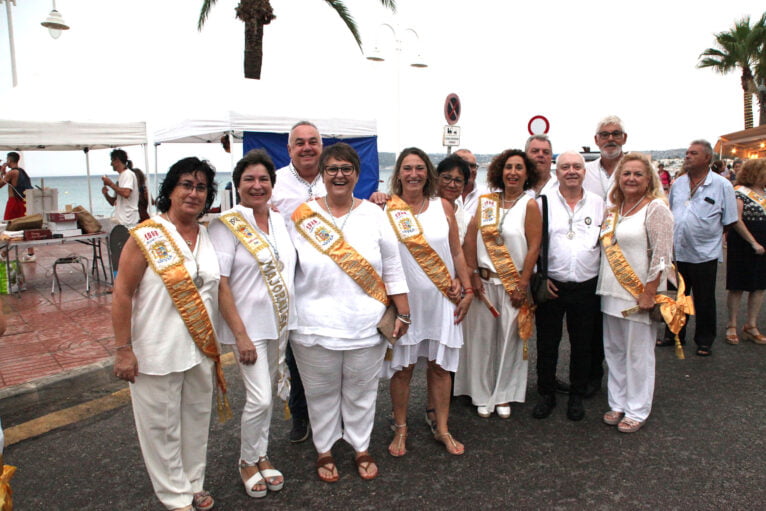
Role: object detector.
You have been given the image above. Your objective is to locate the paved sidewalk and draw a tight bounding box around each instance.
[0,242,115,395]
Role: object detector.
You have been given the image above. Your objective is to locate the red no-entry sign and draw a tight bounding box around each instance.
[528,115,550,135]
[444,93,461,126]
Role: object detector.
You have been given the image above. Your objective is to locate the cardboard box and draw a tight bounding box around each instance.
[48,212,77,222]
[48,220,79,232]
[23,229,52,241]
[24,188,58,216]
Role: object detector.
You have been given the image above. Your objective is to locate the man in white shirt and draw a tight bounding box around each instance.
[664,140,737,356]
[533,152,605,421]
[271,121,326,215]
[102,149,139,227]
[525,135,557,198]
[271,121,325,443]
[583,116,628,201]
[454,149,487,221]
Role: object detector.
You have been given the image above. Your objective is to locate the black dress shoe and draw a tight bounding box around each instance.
[532,395,556,419]
[289,417,311,443]
[583,380,601,399]
[567,395,585,421]
[554,378,570,394]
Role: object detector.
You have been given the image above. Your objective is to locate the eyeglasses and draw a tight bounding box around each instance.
[558,163,584,171]
[468,163,479,170]
[177,181,208,194]
[324,165,355,176]
[597,130,624,139]
[440,175,465,186]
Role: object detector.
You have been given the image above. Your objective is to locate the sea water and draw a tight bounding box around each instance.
[1,167,487,217]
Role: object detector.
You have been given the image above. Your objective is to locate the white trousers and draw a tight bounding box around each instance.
[130,358,213,510]
[233,338,278,464]
[291,341,387,454]
[603,314,655,422]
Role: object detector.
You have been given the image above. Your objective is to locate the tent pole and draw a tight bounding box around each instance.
[154,142,160,215]
[142,143,151,215]
[228,131,235,206]
[84,147,93,213]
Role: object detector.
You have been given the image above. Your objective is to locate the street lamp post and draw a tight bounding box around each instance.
[2,0,70,87]
[366,23,427,154]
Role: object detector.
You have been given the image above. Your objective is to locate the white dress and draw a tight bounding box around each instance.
[383,198,463,377]
[454,196,531,407]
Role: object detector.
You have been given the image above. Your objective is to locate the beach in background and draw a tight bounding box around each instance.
[2,166,489,217]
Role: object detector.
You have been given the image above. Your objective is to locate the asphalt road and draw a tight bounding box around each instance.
[3,264,766,510]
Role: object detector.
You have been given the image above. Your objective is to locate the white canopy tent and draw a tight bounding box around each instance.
[0,119,149,213]
[153,112,379,206]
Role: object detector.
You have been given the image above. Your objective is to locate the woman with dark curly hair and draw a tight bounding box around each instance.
[454,149,542,419]
[113,157,225,511]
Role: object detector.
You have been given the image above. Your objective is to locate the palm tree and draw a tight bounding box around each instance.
[199,0,397,80]
[753,15,766,126]
[698,14,766,129]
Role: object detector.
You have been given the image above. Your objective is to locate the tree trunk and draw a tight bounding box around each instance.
[744,90,754,129]
[758,90,766,127]
[243,20,264,80]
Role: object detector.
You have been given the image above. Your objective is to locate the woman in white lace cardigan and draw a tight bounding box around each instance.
[596,153,674,434]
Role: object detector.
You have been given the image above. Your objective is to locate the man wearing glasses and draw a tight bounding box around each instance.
[271,120,326,444]
[454,148,487,221]
[583,116,628,201]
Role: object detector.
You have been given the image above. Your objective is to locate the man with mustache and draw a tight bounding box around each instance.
[581,116,628,398]
[583,116,628,201]
[533,151,604,420]
[271,121,326,443]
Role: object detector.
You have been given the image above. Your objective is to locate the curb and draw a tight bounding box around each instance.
[0,358,116,415]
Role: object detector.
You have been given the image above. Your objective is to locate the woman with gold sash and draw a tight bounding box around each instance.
[290,143,409,483]
[725,158,766,344]
[596,153,674,433]
[113,157,221,511]
[383,148,473,457]
[208,150,296,498]
[454,149,542,419]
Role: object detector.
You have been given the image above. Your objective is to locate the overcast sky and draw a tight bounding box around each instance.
[1,0,764,176]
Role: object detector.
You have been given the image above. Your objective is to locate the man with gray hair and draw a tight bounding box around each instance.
[525,135,558,197]
[663,139,737,356]
[454,148,487,220]
[272,120,326,443]
[533,151,604,420]
[583,116,628,200]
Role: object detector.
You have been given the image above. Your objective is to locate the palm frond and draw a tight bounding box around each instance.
[198,0,219,30]
[378,0,397,13]
[324,0,363,49]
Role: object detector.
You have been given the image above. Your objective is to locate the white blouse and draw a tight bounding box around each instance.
[208,204,297,344]
[597,199,674,323]
[131,215,220,375]
[290,199,408,350]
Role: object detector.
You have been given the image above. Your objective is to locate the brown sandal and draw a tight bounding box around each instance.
[434,432,465,455]
[388,423,407,457]
[743,325,766,344]
[355,453,378,480]
[725,326,739,345]
[315,455,339,483]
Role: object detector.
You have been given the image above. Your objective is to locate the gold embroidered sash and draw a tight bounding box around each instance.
[292,203,389,306]
[386,195,457,304]
[130,220,232,421]
[735,186,766,214]
[478,193,533,355]
[600,210,695,359]
[219,211,290,332]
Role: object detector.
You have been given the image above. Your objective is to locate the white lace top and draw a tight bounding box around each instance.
[596,199,674,323]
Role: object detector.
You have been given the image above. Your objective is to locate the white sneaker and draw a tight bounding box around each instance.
[477,405,493,418]
[21,254,36,263]
[496,404,511,419]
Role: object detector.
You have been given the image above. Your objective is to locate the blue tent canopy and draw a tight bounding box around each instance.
[243,132,380,199]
